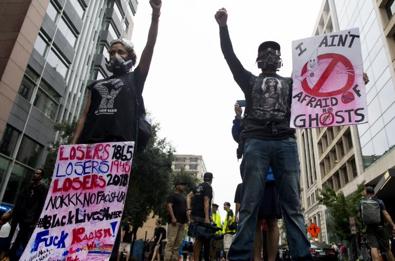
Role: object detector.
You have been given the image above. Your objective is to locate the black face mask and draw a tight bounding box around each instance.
[256,48,282,71]
[106,54,133,75]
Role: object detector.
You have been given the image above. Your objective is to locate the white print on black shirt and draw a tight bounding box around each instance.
[251,77,289,121]
[94,78,124,115]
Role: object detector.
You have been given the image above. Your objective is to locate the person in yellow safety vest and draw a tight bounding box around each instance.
[210,203,223,260]
[223,202,236,258]
[212,203,223,234]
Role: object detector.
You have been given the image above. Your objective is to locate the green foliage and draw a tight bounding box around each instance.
[318,184,365,242]
[171,168,200,193]
[123,123,175,229]
[43,122,76,178]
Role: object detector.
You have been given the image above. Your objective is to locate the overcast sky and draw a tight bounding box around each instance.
[130,0,323,218]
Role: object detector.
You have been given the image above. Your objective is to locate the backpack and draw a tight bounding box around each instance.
[360,198,381,225]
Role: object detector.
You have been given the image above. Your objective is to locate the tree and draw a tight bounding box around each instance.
[318,184,364,242]
[123,123,175,241]
[43,122,75,179]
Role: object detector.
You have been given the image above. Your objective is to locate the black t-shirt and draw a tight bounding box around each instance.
[167,192,187,224]
[78,67,147,144]
[234,183,243,204]
[191,182,213,218]
[154,227,166,243]
[219,26,295,140]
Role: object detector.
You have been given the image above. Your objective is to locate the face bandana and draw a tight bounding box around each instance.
[256,48,282,71]
[106,53,134,75]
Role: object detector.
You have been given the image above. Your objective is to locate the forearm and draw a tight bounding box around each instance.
[235,203,240,216]
[138,13,160,74]
[204,198,210,220]
[384,211,395,226]
[219,26,244,75]
[167,204,176,220]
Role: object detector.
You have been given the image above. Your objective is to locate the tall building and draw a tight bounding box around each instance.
[298,0,395,242]
[0,0,137,204]
[172,154,207,180]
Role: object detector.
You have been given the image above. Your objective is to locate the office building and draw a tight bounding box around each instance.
[172,154,207,180]
[298,0,395,242]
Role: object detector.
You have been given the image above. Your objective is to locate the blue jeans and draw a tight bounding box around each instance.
[228,138,312,261]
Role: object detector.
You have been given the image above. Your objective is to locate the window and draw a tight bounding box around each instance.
[34,34,49,56]
[69,0,85,19]
[127,0,136,16]
[0,156,10,191]
[122,19,129,32]
[16,136,44,166]
[58,17,77,46]
[113,3,124,22]
[47,48,69,78]
[385,0,395,19]
[0,125,20,157]
[1,162,32,204]
[174,164,185,170]
[34,80,60,119]
[47,1,58,22]
[102,45,109,60]
[108,23,119,40]
[189,164,197,170]
[19,76,35,100]
[19,67,39,101]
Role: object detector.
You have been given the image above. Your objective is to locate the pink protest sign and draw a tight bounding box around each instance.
[21,142,134,261]
[291,28,367,128]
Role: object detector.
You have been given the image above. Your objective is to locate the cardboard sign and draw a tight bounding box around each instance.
[20,142,134,261]
[291,28,367,128]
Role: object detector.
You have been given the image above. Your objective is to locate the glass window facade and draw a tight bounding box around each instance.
[47,48,69,78]
[47,1,58,22]
[58,17,77,46]
[16,136,44,166]
[34,34,49,56]
[0,125,20,157]
[108,23,119,40]
[385,0,395,18]
[34,80,61,119]
[69,0,85,19]
[1,162,34,204]
[335,0,395,168]
[113,3,124,22]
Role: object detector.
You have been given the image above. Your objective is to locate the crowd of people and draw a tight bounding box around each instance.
[1,1,395,261]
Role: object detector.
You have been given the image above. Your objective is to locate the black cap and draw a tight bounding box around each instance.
[203,172,213,181]
[258,41,281,52]
[365,185,375,194]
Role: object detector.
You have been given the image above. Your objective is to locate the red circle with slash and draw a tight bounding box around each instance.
[301,53,355,97]
[320,111,335,126]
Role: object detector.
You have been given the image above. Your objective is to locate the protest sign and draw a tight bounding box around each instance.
[291,28,367,128]
[20,141,134,261]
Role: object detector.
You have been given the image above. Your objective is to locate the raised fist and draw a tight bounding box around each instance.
[215,8,228,27]
[150,0,162,13]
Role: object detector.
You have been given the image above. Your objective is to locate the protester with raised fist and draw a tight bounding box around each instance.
[72,0,162,152]
[215,7,312,261]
